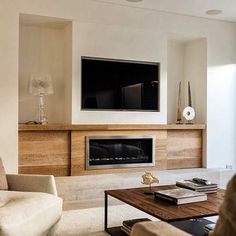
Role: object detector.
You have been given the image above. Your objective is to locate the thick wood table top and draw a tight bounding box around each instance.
[105,185,225,222]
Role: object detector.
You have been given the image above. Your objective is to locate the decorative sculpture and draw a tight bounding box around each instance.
[183,81,195,124]
[188,81,192,107]
[141,171,159,195]
[176,81,183,124]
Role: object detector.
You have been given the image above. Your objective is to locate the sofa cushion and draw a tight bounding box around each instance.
[0,158,8,190]
[0,191,62,236]
[131,221,190,236]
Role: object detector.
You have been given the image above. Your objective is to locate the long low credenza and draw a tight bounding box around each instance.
[18,124,206,176]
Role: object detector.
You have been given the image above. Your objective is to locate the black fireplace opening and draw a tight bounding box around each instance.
[86,136,155,169]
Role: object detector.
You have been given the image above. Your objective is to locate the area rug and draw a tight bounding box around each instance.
[51,204,218,236]
[51,204,156,236]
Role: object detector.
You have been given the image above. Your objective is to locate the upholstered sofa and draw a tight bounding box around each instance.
[131,174,236,236]
[0,159,63,236]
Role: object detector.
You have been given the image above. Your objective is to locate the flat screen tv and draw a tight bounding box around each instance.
[81,57,160,111]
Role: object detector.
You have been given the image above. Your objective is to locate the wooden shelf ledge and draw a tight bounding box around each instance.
[19,123,206,131]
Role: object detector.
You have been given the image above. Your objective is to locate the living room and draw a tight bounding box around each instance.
[1,0,236,235]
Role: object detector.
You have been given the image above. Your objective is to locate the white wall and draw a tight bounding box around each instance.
[167,38,207,124]
[64,23,72,124]
[167,41,184,123]
[0,1,18,173]
[183,39,207,123]
[206,25,236,169]
[72,22,167,124]
[1,0,236,171]
[207,64,236,168]
[19,23,72,124]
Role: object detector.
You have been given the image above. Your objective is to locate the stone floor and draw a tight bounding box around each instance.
[51,202,219,236]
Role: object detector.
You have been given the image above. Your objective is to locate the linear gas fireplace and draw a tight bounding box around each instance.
[86,136,155,169]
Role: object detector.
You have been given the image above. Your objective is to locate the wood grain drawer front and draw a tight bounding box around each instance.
[167,130,202,169]
[19,131,71,176]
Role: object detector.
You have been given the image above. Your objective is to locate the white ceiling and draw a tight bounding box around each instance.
[94,0,236,22]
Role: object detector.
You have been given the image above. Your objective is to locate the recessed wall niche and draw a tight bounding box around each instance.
[167,37,207,124]
[18,14,72,124]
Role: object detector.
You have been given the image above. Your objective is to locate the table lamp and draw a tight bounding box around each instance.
[29,74,54,124]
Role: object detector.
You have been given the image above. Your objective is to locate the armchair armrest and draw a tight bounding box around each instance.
[6,174,58,196]
[131,221,191,236]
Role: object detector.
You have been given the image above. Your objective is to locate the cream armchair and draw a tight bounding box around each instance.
[0,174,63,236]
[6,174,58,195]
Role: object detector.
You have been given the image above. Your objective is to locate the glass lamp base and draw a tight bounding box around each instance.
[38,94,48,125]
[39,117,48,125]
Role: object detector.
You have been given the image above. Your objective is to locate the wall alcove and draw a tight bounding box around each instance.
[18,14,72,124]
[167,36,207,124]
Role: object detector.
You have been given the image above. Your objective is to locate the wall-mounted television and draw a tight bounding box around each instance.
[81,57,160,111]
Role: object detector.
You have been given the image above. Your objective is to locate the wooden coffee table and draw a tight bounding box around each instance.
[104,185,225,236]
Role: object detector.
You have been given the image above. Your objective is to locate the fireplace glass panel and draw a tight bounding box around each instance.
[86,136,155,169]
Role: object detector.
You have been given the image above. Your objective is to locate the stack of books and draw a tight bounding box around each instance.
[204,223,216,233]
[121,218,151,235]
[176,179,218,194]
[154,187,207,205]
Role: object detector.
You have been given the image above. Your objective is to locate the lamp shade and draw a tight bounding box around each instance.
[29,74,54,95]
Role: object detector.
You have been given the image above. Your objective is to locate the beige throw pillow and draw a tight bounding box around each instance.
[210,174,236,236]
[0,158,8,190]
[131,221,190,236]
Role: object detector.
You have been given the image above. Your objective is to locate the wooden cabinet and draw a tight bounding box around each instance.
[167,130,202,169]
[19,131,71,176]
[19,124,205,176]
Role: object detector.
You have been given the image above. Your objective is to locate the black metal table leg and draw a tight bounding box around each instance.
[104,192,108,231]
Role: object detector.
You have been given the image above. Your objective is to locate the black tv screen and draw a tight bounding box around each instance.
[81,57,160,111]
